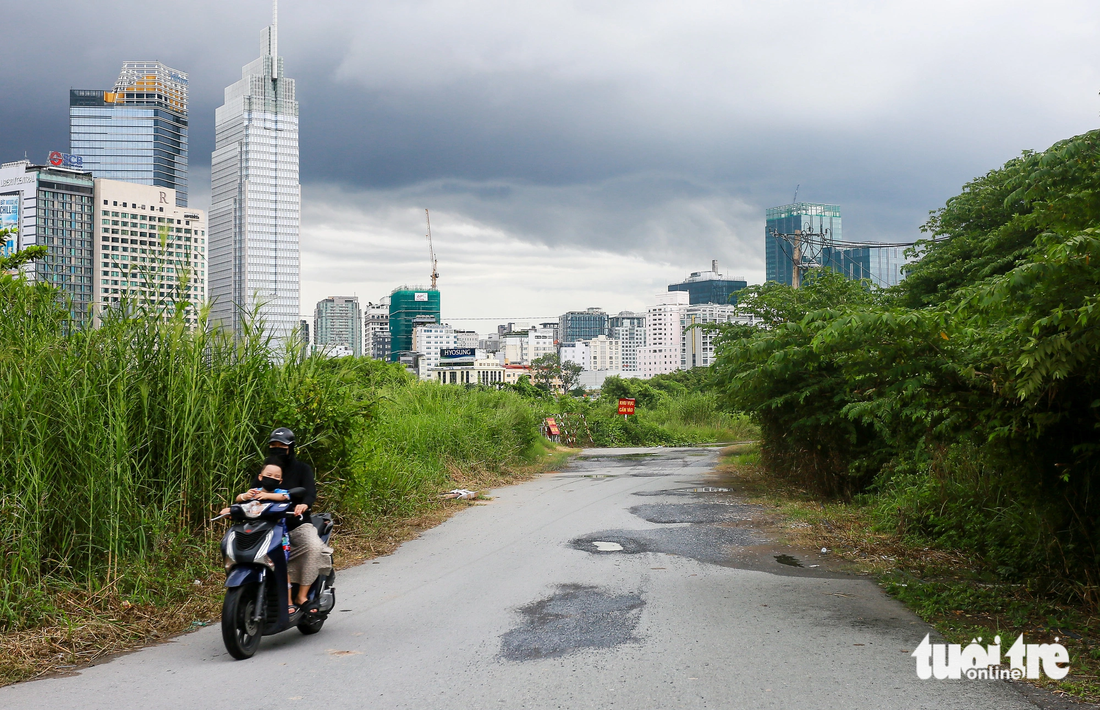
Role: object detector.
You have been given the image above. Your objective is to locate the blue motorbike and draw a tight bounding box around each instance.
[216,489,336,659]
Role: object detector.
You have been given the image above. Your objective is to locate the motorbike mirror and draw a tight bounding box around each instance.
[287,487,307,502]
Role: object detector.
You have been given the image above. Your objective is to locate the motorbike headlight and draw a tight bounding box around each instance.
[257,554,275,570]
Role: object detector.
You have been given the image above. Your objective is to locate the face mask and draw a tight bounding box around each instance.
[259,476,280,492]
[269,447,290,462]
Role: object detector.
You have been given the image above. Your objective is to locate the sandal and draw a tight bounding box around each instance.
[288,604,301,616]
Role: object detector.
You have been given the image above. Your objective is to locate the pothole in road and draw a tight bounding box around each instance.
[570,526,760,564]
[774,554,804,567]
[500,584,645,661]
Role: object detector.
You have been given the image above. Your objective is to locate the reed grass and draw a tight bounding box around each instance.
[0,276,543,632]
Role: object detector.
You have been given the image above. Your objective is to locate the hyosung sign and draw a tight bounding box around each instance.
[440,348,476,365]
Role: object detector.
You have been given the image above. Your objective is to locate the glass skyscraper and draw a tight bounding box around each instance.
[558,308,609,343]
[765,203,909,287]
[70,62,189,207]
[209,1,301,343]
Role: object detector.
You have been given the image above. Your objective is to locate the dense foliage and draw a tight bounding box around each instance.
[713,130,1100,595]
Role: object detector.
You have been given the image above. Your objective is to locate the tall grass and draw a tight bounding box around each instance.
[0,276,544,631]
[642,391,758,443]
[0,283,278,628]
[343,385,542,515]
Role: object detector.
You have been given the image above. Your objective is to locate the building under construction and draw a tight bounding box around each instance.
[388,287,440,361]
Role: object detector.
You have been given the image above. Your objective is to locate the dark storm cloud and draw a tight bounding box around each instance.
[3,0,1099,288]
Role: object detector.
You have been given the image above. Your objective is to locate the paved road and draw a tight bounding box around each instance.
[1,448,1073,709]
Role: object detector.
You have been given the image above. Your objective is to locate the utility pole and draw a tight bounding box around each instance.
[768,223,831,289]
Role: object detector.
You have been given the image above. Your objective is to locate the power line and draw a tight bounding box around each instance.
[442,316,559,321]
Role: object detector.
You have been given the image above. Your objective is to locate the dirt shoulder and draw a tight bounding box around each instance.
[716,443,1100,707]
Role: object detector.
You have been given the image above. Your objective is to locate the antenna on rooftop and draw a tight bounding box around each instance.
[425,209,439,289]
[793,184,799,204]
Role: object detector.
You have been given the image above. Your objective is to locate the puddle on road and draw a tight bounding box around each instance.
[633,486,733,497]
[592,541,624,551]
[774,554,804,568]
[630,503,754,525]
[579,453,657,462]
[500,584,645,661]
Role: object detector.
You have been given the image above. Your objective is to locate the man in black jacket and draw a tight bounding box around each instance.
[252,427,324,613]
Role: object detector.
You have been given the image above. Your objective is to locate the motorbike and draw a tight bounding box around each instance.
[215,488,337,659]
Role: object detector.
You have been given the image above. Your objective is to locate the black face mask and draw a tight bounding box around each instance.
[259,476,280,492]
[269,447,291,463]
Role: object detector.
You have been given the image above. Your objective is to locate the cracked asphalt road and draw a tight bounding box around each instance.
[0,447,1077,709]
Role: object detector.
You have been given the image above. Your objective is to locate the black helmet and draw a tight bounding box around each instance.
[269,427,295,446]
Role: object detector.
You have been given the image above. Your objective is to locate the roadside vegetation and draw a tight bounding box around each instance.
[719,443,1100,702]
[502,368,758,447]
[710,129,1100,697]
[0,257,569,682]
[0,245,727,683]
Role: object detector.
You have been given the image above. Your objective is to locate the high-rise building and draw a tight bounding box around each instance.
[454,330,479,349]
[558,308,608,343]
[824,245,910,288]
[94,180,206,328]
[412,322,457,379]
[299,319,310,348]
[681,303,756,370]
[389,288,440,359]
[314,296,362,357]
[210,2,300,343]
[765,203,843,286]
[668,261,748,305]
[609,310,646,372]
[70,62,189,207]
[501,326,556,365]
[639,291,689,377]
[0,160,95,325]
[364,299,391,361]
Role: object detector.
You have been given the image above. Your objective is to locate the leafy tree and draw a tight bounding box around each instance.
[530,353,561,392]
[560,359,583,393]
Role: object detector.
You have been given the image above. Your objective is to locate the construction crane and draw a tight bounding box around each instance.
[425,208,439,289]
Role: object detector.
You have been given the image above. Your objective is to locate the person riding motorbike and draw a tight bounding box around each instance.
[251,428,325,615]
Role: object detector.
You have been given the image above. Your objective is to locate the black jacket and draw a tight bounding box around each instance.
[251,456,316,530]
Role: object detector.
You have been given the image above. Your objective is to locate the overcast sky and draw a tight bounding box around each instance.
[3,1,1098,331]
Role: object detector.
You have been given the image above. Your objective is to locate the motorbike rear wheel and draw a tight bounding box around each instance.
[222,583,263,659]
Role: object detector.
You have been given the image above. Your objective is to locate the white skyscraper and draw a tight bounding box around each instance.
[210,1,300,342]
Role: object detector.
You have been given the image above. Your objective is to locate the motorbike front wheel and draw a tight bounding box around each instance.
[222,583,263,659]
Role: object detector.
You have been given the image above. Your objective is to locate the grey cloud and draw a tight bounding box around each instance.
[3,0,1099,287]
